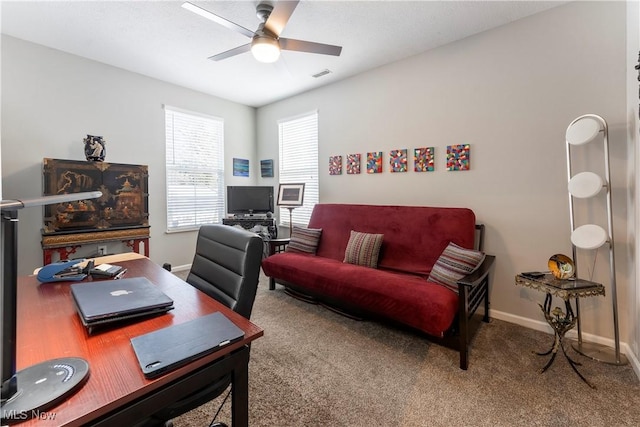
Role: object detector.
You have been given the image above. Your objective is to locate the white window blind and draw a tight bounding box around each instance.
[278,111,319,228]
[165,106,225,232]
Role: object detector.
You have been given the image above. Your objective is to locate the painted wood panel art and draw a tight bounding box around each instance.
[414,147,435,172]
[446,144,471,171]
[233,158,249,176]
[329,155,342,175]
[367,152,383,174]
[260,159,274,177]
[389,149,408,172]
[347,154,361,174]
[42,158,149,233]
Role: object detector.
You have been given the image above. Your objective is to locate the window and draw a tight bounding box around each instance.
[278,111,319,228]
[165,106,225,232]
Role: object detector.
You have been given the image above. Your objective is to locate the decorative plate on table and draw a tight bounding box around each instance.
[548,254,575,280]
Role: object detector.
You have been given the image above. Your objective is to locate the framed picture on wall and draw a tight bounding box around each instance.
[329,155,342,175]
[277,183,305,207]
[233,158,249,177]
[260,159,274,177]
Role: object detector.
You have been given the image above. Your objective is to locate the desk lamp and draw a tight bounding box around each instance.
[1,191,101,422]
[565,114,627,365]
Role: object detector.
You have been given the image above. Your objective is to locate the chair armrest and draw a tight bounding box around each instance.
[457,255,496,288]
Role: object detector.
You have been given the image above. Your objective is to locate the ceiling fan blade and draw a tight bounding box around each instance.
[182,1,255,39]
[264,1,299,36]
[273,53,293,78]
[208,43,251,61]
[279,38,342,56]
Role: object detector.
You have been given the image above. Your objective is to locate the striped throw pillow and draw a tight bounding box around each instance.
[285,226,322,254]
[343,230,384,268]
[428,242,485,294]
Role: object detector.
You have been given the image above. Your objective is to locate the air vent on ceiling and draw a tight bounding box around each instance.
[312,69,332,78]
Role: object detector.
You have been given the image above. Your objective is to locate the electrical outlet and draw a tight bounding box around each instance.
[98,245,107,256]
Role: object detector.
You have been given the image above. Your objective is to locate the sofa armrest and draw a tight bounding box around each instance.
[455,254,494,370]
[457,255,495,289]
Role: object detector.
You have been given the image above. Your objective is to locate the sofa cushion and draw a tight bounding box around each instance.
[286,226,322,254]
[261,252,459,337]
[427,242,485,293]
[343,230,384,268]
[307,204,476,277]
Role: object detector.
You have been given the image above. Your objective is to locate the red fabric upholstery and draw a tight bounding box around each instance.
[309,204,475,277]
[262,252,459,336]
[261,204,477,337]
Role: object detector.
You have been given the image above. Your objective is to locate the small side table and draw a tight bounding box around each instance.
[268,238,290,256]
[515,273,605,388]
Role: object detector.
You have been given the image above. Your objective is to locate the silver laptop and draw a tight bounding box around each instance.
[70,277,174,333]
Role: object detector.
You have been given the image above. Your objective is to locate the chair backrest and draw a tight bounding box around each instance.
[187,225,263,319]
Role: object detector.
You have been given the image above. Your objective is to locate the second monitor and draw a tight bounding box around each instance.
[226,186,273,217]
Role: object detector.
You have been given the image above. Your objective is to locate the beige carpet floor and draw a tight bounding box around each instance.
[172,271,640,427]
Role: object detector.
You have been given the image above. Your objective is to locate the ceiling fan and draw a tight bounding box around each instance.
[182,1,342,63]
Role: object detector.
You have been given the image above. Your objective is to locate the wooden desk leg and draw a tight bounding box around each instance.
[231,347,250,427]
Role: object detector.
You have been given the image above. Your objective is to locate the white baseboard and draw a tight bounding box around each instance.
[491,309,640,380]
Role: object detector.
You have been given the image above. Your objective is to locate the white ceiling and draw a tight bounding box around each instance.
[1,1,566,107]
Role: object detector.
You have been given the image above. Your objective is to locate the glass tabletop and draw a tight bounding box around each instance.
[515,273,605,299]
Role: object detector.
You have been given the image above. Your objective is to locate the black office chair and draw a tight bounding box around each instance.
[137,225,263,427]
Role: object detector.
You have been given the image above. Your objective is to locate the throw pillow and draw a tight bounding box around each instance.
[428,242,486,294]
[343,230,384,268]
[285,226,322,254]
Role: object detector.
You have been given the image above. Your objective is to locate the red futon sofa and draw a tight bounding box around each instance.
[261,204,495,370]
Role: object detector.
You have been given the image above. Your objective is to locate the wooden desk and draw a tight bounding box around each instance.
[13,257,263,426]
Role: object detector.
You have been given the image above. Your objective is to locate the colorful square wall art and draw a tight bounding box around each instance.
[347,154,361,174]
[260,159,274,177]
[414,147,435,172]
[366,152,383,174]
[233,158,249,177]
[329,155,342,175]
[446,144,471,171]
[389,149,408,172]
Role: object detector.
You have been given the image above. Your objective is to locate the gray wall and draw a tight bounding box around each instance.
[257,1,634,352]
[1,35,256,273]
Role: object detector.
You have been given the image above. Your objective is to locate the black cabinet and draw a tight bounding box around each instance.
[222,217,277,239]
[42,158,149,233]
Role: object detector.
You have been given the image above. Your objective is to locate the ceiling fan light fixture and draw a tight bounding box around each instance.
[251,35,280,63]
